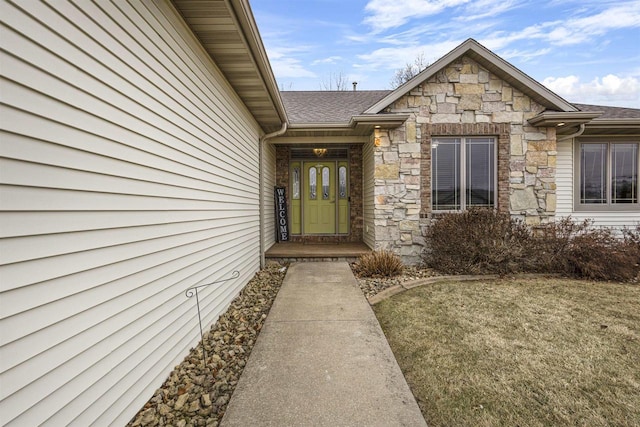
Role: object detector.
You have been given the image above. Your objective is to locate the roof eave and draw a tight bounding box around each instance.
[528,111,603,127]
[288,123,354,130]
[349,114,411,129]
[287,113,410,131]
[229,0,288,124]
[588,118,640,126]
[172,0,287,133]
[583,118,640,136]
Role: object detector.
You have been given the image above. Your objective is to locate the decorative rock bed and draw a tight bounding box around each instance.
[127,263,287,427]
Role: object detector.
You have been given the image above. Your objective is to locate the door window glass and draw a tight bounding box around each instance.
[309,167,317,199]
[339,166,347,198]
[322,167,330,199]
[292,167,300,199]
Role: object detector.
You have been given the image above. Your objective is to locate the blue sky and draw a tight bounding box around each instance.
[251,0,640,107]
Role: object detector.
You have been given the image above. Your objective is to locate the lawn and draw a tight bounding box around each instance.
[373,277,640,427]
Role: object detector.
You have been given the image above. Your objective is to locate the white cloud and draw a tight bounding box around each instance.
[271,59,317,78]
[363,0,469,32]
[355,40,462,71]
[499,48,551,62]
[482,2,640,48]
[265,46,317,79]
[543,74,640,106]
[362,0,523,31]
[457,0,520,21]
[479,25,546,51]
[312,56,343,65]
[545,3,640,46]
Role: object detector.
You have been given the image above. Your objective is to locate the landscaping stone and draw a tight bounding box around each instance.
[126,263,287,427]
[351,265,438,298]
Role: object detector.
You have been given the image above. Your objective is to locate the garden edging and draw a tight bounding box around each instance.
[367,274,565,305]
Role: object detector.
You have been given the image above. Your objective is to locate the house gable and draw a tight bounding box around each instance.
[365,38,577,115]
[370,53,559,263]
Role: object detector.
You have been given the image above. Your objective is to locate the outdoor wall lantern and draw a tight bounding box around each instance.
[374,126,381,146]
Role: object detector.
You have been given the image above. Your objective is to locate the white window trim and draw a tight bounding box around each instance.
[574,139,639,212]
[431,136,498,212]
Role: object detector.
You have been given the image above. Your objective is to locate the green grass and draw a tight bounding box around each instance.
[374,278,640,427]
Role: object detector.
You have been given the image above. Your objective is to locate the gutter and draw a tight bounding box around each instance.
[259,122,288,268]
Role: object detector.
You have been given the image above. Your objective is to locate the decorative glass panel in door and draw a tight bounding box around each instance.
[290,162,301,234]
[304,162,336,234]
[338,162,348,234]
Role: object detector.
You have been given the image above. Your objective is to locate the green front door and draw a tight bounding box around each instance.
[304,162,336,234]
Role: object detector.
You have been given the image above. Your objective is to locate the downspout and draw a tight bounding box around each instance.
[557,123,585,142]
[259,122,288,268]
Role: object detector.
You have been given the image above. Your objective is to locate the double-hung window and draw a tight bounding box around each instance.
[576,141,639,211]
[431,137,496,211]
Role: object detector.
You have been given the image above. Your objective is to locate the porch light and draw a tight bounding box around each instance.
[374,127,381,146]
[313,148,328,157]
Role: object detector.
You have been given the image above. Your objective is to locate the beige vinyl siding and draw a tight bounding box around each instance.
[0,1,263,426]
[262,142,277,250]
[363,140,375,248]
[555,138,575,215]
[556,139,640,228]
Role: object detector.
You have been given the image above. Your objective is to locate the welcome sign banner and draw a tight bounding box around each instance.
[274,187,289,242]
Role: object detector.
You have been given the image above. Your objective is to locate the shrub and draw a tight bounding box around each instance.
[622,225,640,261]
[423,210,639,282]
[354,250,404,278]
[423,208,532,275]
[529,217,593,273]
[530,220,639,281]
[562,226,639,282]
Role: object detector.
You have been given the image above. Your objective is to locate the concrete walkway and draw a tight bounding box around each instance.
[220,262,427,427]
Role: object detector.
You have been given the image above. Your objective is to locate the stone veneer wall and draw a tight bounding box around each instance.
[274,145,363,243]
[374,55,557,264]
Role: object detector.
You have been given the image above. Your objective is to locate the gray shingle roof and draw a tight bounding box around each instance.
[280,91,639,124]
[573,103,640,119]
[281,91,391,124]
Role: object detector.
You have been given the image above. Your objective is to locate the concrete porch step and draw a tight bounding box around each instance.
[265,242,371,262]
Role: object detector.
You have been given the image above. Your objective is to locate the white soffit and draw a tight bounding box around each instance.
[172,0,286,133]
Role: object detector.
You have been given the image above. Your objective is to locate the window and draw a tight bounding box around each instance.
[577,141,638,210]
[432,137,496,211]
